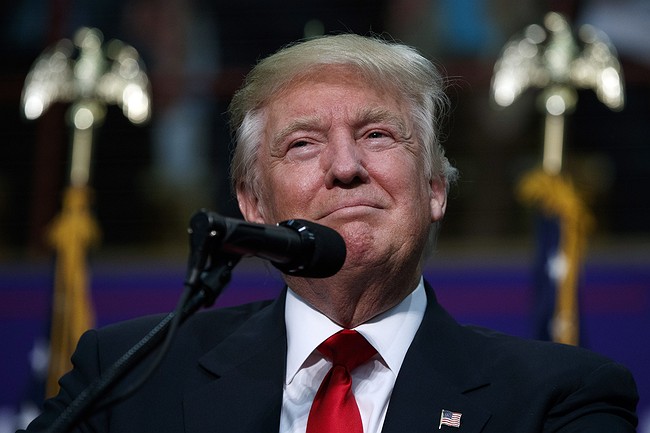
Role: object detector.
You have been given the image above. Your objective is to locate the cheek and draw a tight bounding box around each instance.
[377,155,425,196]
[388,161,433,219]
[262,166,319,220]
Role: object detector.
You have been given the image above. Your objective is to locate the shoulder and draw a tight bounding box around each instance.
[466,325,637,423]
[464,324,630,379]
[440,325,638,431]
[23,299,281,432]
[101,298,275,336]
[86,298,277,364]
[423,283,637,395]
[424,283,637,401]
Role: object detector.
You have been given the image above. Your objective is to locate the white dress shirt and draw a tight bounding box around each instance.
[280,279,426,433]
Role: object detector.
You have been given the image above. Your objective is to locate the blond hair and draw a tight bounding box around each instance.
[228,34,458,200]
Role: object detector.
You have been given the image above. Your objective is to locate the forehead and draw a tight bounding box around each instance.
[264,65,407,122]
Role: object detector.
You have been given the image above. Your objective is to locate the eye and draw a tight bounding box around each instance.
[360,127,398,151]
[367,131,386,139]
[284,138,321,160]
[290,140,310,148]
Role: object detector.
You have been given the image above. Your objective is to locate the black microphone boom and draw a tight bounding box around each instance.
[189,210,346,278]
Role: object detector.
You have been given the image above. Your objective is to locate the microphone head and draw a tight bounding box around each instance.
[275,219,346,278]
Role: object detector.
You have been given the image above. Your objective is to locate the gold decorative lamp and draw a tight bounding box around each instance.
[490,12,624,346]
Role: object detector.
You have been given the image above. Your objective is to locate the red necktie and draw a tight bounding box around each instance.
[306,329,377,433]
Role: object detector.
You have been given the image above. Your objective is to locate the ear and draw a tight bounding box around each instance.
[236,183,267,224]
[429,176,447,222]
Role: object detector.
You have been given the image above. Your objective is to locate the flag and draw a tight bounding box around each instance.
[531,213,561,341]
[439,409,462,429]
[517,169,593,346]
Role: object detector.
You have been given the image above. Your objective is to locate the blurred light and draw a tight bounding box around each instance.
[546,94,566,115]
[493,74,517,107]
[73,107,94,130]
[518,39,538,59]
[600,67,623,109]
[24,94,45,119]
[524,24,546,44]
[123,83,150,124]
[544,12,565,32]
[119,58,139,80]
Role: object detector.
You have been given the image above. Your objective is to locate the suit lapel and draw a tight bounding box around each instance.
[382,283,492,433]
[183,293,288,433]
[181,283,493,433]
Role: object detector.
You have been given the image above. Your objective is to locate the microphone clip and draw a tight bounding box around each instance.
[185,209,241,308]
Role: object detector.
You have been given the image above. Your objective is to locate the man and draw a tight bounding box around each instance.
[24,34,637,433]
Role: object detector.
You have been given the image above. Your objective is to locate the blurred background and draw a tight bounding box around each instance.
[0,0,648,431]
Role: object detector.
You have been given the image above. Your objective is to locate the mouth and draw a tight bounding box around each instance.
[320,201,384,219]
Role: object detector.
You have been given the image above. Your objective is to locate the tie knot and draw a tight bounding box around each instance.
[317,329,377,372]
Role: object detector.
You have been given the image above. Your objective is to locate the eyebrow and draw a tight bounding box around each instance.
[271,106,412,150]
[272,115,325,149]
[355,106,411,140]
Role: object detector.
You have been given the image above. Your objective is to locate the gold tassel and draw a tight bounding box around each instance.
[517,169,594,346]
[45,185,101,397]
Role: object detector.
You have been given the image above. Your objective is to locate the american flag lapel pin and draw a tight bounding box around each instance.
[439,409,462,429]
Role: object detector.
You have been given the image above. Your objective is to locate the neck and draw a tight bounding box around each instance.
[285,262,422,328]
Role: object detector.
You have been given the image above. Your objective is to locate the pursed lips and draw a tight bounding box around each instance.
[318,199,385,219]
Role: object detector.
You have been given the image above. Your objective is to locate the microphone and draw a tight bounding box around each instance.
[188,210,346,278]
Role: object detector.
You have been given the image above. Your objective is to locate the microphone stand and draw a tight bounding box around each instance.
[45,210,241,433]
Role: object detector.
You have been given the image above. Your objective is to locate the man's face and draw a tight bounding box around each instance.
[238,66,446,271]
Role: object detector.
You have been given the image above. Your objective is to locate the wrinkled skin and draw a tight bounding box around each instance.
[238,66,447,327]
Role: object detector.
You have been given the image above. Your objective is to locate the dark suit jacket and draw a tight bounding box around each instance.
[25,283,638,432]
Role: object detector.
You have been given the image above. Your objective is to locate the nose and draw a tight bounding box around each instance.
[322,132,370,188]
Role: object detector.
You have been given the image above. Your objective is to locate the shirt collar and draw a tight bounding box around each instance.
[284,278,426,385]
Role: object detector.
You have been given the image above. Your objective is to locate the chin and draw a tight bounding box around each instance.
[338,224,384,262]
